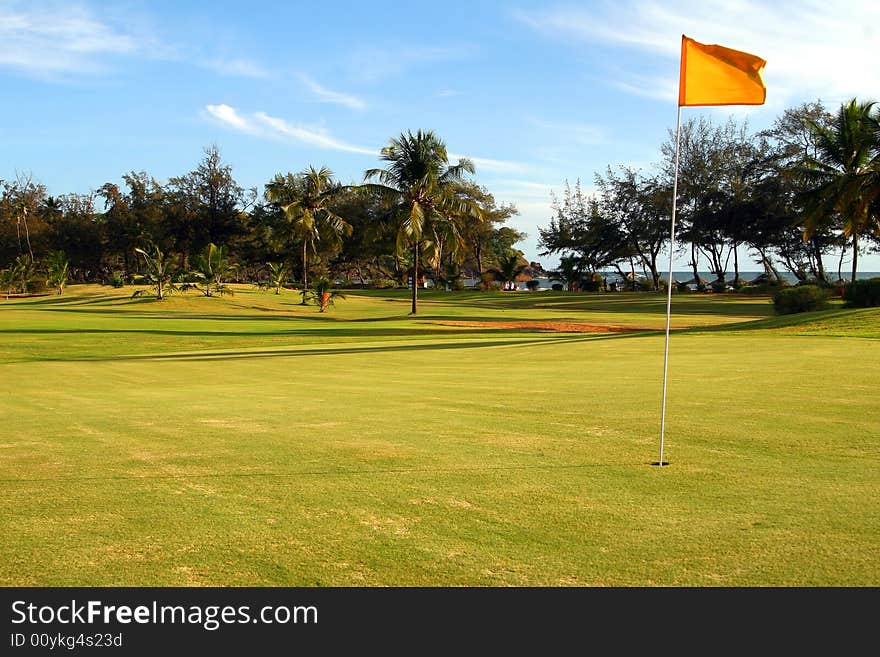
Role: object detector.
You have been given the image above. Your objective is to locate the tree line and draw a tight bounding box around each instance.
[538,98,880,291]
[0,130,524,313]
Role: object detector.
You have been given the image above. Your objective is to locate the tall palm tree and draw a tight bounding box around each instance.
[487,253,528,291]
[799,98,879,282]
[364,130,475,314]
[265,167,351,304]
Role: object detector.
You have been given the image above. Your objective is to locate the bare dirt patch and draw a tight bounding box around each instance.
[432,320,648,333]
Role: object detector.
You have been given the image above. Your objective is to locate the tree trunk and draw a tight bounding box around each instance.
[813,240,827,283]
[475,243,483,285]
[301,241,309,305]
[157,279,164,300]
[411,241,419,315]
[22,209,34,262]
[733,243,740,287]
[851,231,859,283]
[690,244,700,289]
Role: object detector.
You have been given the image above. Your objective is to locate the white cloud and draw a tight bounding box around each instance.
[448,152,530,175]
[205,104,376,155]
[205,104,254,132]
[515,1,880,106]
[253,113,376,154]
[299,74,366,110]
[0,4,273,82]
[0,4,140,75]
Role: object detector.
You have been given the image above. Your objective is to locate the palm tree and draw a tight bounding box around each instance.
[265,167,351,305]
[487,253,528,291]
[12,254,36,294]
[549,254,584,292]
[308,278,346,312]
[265,261,289,294]
[45,250,69,295]
[364,130,475,314]
[799,99,880,282]
[192,242,237,296]
[0,267,15,300]
[134,244,177,300]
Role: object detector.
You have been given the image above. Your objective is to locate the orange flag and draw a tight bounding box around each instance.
[679,35,766,106]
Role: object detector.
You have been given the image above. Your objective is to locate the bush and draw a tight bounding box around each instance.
[551,283,564,291]
[773,285,830,314]
[710,279,727,293]
[525,279,540,291]
[676,281,689,293]
[371,278,398,289]
[843,277,880,308]
[580,274,603,292]
[109,271,126,288]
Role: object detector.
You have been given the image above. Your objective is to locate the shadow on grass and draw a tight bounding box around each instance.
[37,332,641,363]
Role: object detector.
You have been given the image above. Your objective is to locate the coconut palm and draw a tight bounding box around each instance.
[487,253,528,291]
[11,254,36,294]
[265,261,289,294]
[798,99,880,282]
[45,250,69,295]
[363,130,475,314]
[192,242,237,296]
[134,244,177,300]
[265,167,351,305]
[308,278,345,312]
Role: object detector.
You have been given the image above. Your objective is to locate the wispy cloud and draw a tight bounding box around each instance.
[299,74,366,110]
[204,104,527,172]
[448,152,530,175]
[515,1,880,106]
[205,104,376,155]
[0,3,142,75]
[0,3,275,82]
[201,58,273,79]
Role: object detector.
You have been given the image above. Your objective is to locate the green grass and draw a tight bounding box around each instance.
[0,284,877,586]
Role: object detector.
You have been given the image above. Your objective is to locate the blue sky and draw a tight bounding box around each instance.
[2,0,878,271]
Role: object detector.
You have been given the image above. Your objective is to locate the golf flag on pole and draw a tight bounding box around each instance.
[657,36,765,467]
[679,35,766,106]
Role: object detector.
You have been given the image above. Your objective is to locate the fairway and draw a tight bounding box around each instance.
[1,285,878,586]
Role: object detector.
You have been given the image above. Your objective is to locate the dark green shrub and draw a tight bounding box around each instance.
[525,280,540,291]
[109,271,125,288]
[371,278,398,289]
[580,274,603,292]
[843,278,880,308]
[710,279,727,293]
[773,285,829,314]
[676,281,689,293]
[551,283,564,291]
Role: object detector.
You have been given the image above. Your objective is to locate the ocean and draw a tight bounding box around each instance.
[606,271,880,284]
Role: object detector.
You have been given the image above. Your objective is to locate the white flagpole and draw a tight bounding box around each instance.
[658,104,683,467]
